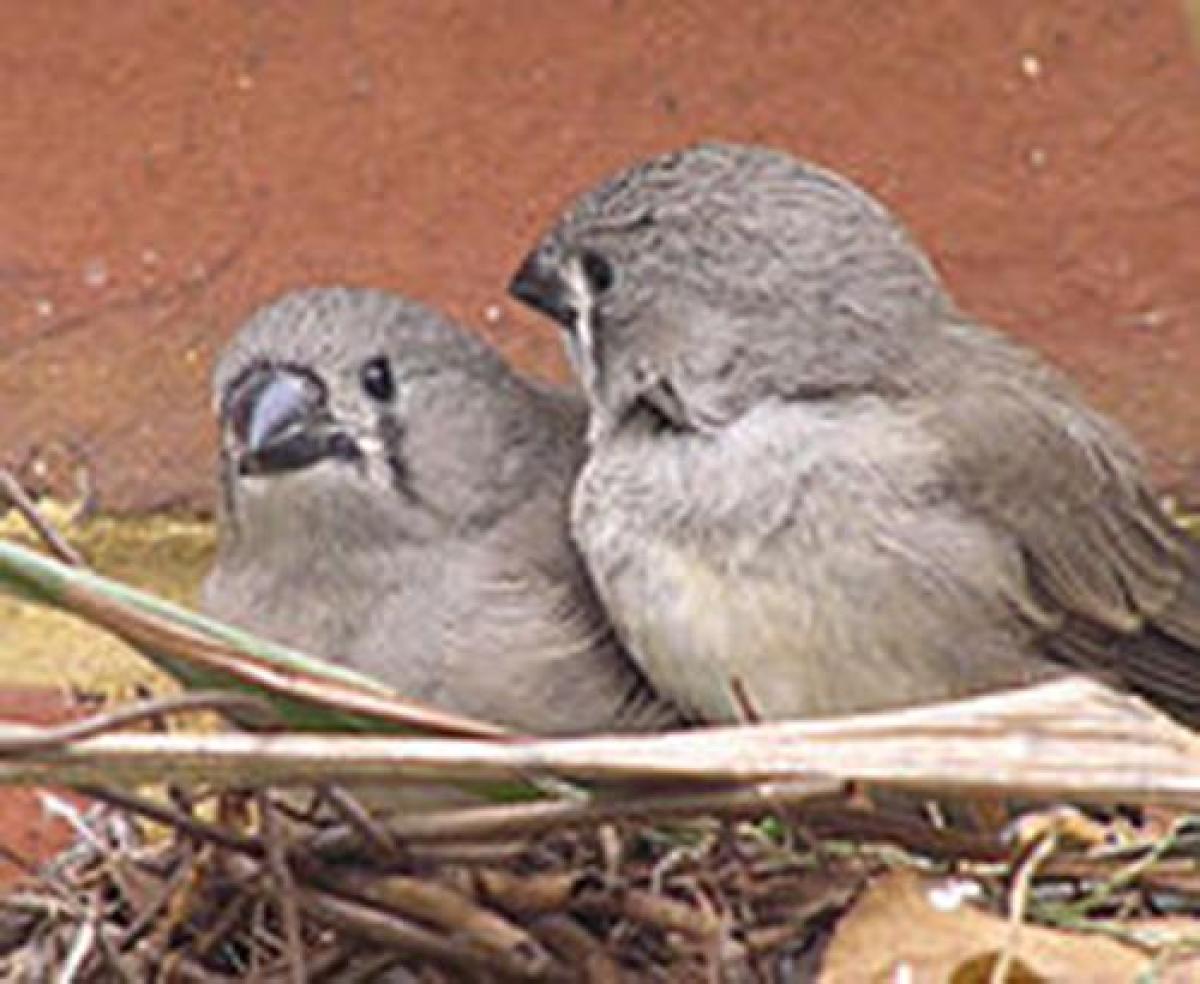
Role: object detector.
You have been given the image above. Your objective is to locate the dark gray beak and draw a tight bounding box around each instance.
[225,367,358,476]
[508,248,577,331]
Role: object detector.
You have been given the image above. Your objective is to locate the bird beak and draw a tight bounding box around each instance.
[509,247,602,403]
[224,368,357,476]
[508,247,579,332]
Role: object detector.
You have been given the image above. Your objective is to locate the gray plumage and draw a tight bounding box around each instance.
[203,286,678,734]
[509,142,1200,725]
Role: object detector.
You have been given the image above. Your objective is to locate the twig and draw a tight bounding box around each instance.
[75,786,264,857]
[53,890,140,984]
[188,871,257,965]
[0,837,88,926]
[5,678,1197,806]
[224,853,508,979]
[0,691,272,755]
[0,839,46,884]
[793,799,1007,862]
[477,865,723,947]
[310,781,841,860]
[115,848,196,951]
[90,904,211,982]
[531,914,623,984]
[321,952,406,983]
[259,943,355,982]
[84,892,140,984]
[573,873,723,940]
[729,677,763,724]
[473,869,581,916]
[319,785,404,862]
[332,872,557,979]
[1057,817,1197,920]
[57,913,96,984]
[256,793,306,984]
[21,800,144,984]
[310,783,1004,864]
[992,828,1059,984]
[0,469,85,567]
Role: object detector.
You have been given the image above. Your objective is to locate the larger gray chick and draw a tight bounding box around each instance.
[509,142,1200,726]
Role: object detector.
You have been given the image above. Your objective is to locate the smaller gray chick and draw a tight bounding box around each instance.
[202,287,678,735]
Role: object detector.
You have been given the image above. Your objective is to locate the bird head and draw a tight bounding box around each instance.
[213,287,545,547]
[509,142,954,439]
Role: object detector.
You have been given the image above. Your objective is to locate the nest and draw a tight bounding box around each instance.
[0,784,871,982]
[3,770,1200,982]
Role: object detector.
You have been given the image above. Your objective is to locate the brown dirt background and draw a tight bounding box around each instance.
[0,0,1198,513]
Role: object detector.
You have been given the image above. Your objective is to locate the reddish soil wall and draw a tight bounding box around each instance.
[1,1,1198,509]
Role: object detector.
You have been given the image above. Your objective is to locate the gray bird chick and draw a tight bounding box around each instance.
[509,142,1200,726]
[203,287,678,734]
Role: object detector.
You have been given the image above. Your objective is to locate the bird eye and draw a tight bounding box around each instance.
[580,249,616,294]
[359,355,395,402]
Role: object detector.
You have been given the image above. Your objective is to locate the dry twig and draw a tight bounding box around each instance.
[0,468,85,567]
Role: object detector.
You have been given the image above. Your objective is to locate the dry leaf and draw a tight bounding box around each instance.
[818,870,1200,983]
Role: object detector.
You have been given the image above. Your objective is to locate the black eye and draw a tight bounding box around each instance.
[359,356,395,402]
[580,249,616,294]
